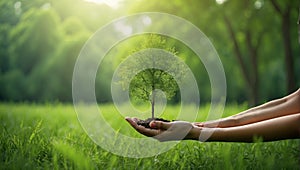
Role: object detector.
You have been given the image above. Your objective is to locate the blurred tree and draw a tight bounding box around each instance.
[129,0,299,105]
[0,0,22,70]
[0,0,121,102]
[31,17,90,101]
[270,0,298,93]
[0,0,20,25]
[52,0,118,32]
[7,8,62,100]
[1,70,26,101]
[0,25,12,73]
[9,8,61,74]
[219,0,270,105]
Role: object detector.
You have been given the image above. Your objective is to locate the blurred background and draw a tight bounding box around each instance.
[0,0,299,106]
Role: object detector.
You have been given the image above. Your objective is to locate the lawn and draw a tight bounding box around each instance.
[0,103,299,169]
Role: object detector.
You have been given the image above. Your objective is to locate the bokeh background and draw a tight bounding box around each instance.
[0,0,299,106]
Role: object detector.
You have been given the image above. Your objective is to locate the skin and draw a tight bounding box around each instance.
[125,88,300,142]
[195,88,300,128]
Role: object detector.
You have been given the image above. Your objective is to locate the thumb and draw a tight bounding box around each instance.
[150,121,171,130]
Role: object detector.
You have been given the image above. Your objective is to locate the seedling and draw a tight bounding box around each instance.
[118,34,186,128]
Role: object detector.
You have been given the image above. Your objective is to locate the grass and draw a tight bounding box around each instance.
[0,102,299,169]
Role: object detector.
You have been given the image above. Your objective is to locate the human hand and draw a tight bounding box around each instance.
[125,117,201,142]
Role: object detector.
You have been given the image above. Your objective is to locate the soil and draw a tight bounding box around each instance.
[137,117,171,128]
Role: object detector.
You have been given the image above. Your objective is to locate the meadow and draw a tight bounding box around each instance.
[0,103,299,169]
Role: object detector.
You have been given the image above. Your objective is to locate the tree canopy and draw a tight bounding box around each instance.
[116,35,186,118]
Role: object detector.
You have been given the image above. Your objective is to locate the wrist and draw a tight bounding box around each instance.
[197,128,224,142]
[186,127,201,140]
[206,128,225,141]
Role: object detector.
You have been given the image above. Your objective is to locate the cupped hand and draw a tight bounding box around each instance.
[125,117,201,142]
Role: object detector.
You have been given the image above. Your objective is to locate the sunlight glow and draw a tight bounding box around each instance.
[254,0,264,9]
[114,20,132,36]
[216,0,227,5]
[85,0,122,9]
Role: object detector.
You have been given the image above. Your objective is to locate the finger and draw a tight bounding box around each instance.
[136,127,160,137]
[132,117,140,123]
[125,117,140,123]
[193,122,204,127]
[125,117,160,137]
[125,117,139,128]
[150,121,172,130]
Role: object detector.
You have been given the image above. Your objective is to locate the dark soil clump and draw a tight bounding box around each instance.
[137,118,171,128]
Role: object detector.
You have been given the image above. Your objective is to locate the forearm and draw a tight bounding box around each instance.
[198,113,300,142]
[202,89,300,128]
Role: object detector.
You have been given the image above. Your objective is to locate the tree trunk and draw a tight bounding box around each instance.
[246,30,259,105]
[151,86,155,119]
[282,11,296,92]
[270,0,296,93]
[223,15,259,106]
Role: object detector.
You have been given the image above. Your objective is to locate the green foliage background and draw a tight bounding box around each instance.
[0,0,299,104]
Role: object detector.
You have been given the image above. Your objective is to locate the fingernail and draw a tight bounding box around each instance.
[150,121,156,128]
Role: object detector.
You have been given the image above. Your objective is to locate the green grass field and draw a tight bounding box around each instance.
[0,103,299,169]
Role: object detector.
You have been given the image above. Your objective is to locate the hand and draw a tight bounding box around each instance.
[125,117,201,142]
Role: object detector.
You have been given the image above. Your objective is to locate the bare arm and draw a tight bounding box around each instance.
[125,88,300,142]
[196,88,300,128]
[126,113,300,142]
[204,113,300,142]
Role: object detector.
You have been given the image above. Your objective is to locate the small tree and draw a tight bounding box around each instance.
[130,68,179,119]
[118,34,186,118]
